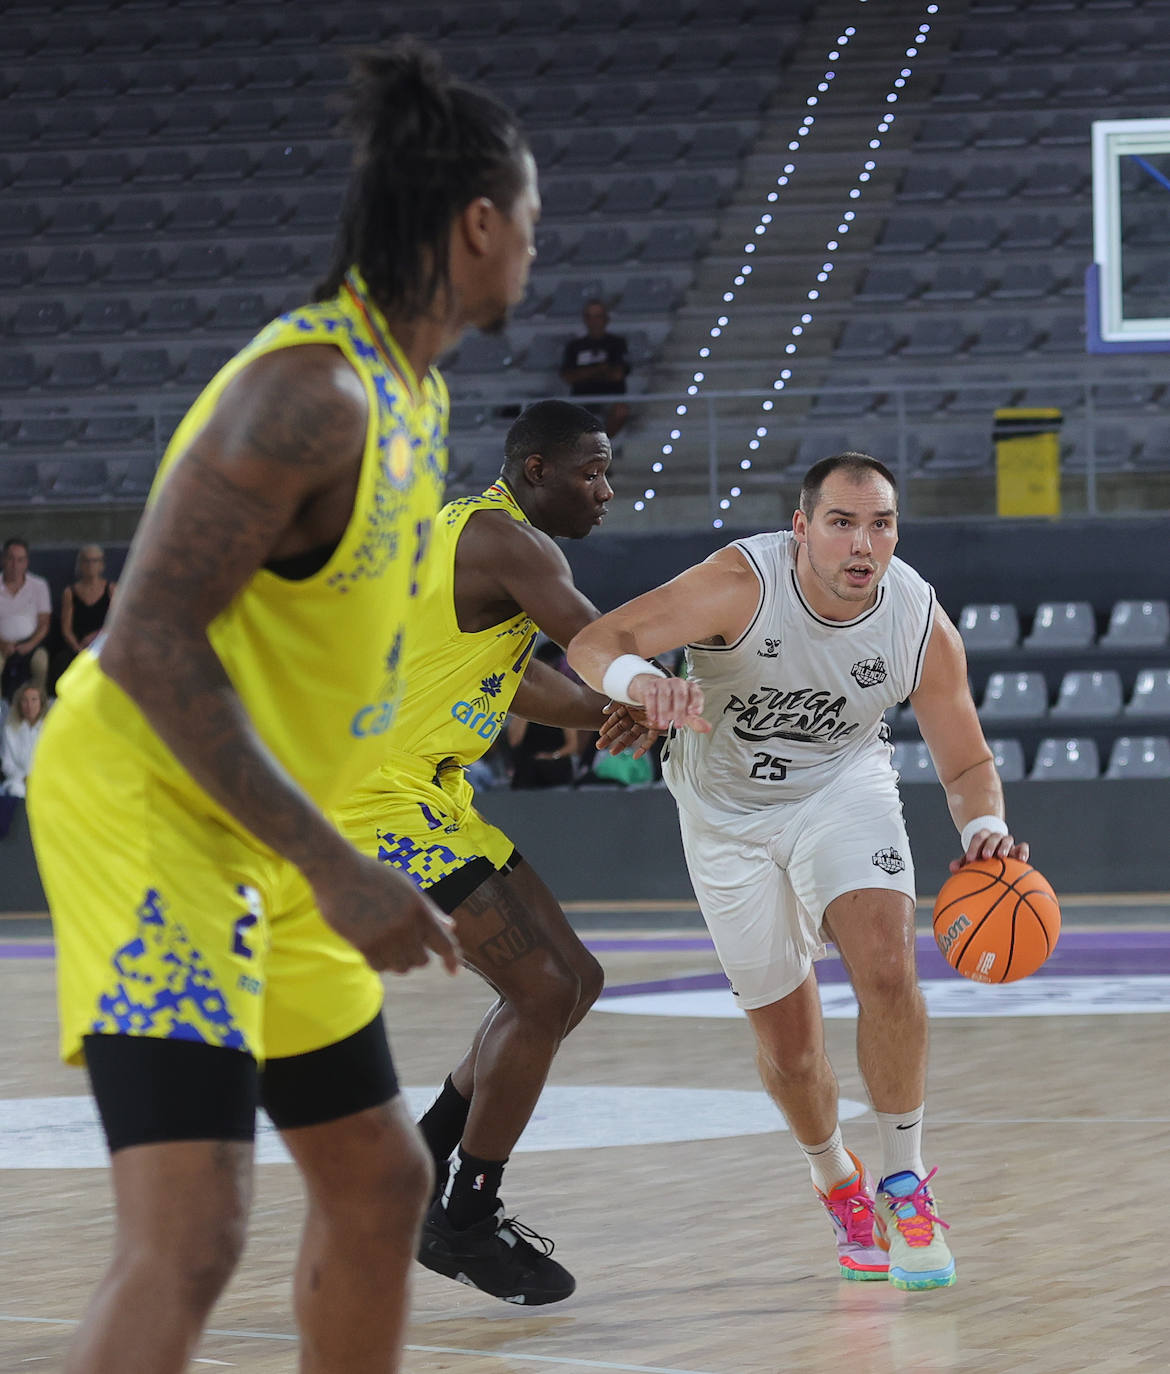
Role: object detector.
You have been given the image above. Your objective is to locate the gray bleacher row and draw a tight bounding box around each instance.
[893,735,1170,782]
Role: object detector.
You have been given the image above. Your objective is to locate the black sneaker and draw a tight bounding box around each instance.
[418,1200,576,1305]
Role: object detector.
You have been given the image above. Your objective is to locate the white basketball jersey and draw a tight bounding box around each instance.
[662,531,936,820]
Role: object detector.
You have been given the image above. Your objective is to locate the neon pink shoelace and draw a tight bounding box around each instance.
[886,1168,950,1248]
[826,1186,876,1243]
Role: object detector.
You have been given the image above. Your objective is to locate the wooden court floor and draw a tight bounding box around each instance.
[2,905,1169,1374]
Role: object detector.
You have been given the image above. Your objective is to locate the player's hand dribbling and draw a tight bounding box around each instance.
[311,849,461,975]
[949,829,1030,875]
[630,674,709,734]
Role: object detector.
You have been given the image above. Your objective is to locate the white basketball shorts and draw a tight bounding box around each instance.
[676,767,916,1010]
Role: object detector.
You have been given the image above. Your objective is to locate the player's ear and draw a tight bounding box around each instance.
[523,452,545,486]
[458,196,497,257]
[792,507,807,543]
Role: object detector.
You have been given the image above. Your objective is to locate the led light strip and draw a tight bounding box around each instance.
[708,4,940,529]
[632,18,866,514]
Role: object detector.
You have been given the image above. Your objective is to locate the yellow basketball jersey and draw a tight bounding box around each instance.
[53,269,448,818]
[362,480,537,777]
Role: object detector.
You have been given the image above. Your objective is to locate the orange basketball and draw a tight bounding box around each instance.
[932,857,1061,984]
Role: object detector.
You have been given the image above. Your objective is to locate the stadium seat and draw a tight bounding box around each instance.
[74,299,138,336]
[12,300,70,337]
[0,352,42,392]
[970,316,1039,356]
[990,264,1059,300]
[1102,600,1170,649]
[958,603,1020,651]
[901,319,966,358]
[641,224,700,263]
[558,130,626,172]
[81,416,153,448]
[981,671,1048,720]
[602,176,660,215]
[891,741,937,783]
[922,264,986,301]
[1051,670,1124,720]
[47,459,111,501]
[1105,736,1170,781]
[1125,669,1170,717]
[988,738,1027,783]
[836,320,899,359]
[448,333,515,375]
[1029,737,1099,781]
[0,461,43,502]
[857,267,920,303]
[44,351,108,391]
[937,216,1000,253]
[1023,601,1096,650]
[573,228,636,266]
[110,458,158,500]
[113,347,177,387]
[141,296,203,334]
[620,275,682,315]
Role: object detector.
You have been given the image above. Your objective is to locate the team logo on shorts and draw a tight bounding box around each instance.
[872,847,905,875]
[851,655,887,688]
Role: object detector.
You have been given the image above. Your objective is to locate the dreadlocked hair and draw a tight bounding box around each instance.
[315,39,529,316]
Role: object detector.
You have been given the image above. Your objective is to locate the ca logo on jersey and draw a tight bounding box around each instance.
[851,655,887,688]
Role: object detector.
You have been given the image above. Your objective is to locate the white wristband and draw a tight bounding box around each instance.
[601,653,666,705]
[960,814,1009,851]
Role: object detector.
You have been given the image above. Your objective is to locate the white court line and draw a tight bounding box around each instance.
[0,1315,723,1374]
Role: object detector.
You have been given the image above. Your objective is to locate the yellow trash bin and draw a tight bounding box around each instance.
[993,408,1062,517]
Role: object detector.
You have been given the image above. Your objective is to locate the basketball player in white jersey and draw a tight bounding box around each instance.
[569,452,1028,1291]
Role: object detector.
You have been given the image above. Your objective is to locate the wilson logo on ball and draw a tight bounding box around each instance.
[936,912,971,957]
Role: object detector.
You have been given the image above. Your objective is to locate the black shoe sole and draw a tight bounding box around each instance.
[418,1240,576,1306]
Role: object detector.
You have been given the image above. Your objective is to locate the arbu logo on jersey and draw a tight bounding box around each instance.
[450,700,507,742]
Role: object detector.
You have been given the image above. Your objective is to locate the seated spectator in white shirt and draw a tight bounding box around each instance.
[1,681,48,799]
[0,538,51,700]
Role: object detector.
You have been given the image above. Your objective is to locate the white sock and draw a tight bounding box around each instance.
[797,1126,855,1194]
[874,1106,926,1184]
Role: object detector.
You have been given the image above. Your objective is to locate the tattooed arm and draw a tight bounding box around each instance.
[99,345,458,975]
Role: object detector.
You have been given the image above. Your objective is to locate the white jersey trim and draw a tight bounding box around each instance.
[686,542,766,655]
[910,590,937,695]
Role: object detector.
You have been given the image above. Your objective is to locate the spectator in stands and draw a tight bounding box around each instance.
[559,299,631,441]
[1,681,48,798]
[54,544,117,687]
[0,538,51,701]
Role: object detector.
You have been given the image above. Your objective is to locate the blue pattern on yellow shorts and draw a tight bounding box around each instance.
[375,828,485,889]
[91,888,248,1050]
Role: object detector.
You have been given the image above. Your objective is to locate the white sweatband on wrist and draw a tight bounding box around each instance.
[601,653,667,705]
[960,814,1009,851]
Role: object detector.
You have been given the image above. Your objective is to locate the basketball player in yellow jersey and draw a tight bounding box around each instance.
[332,399,646,1306]
[27,43,541,1374]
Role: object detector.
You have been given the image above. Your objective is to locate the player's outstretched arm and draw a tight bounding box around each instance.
[910,606,1030,873]
[568,550,757,732]
[97,344,459,974]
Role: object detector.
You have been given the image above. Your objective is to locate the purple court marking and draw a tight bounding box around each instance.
[598,930,1170,999]
[0,943,54,959]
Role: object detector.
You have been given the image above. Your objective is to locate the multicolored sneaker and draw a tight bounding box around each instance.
[874,1168,956,1291]
[816,1151,888,1281]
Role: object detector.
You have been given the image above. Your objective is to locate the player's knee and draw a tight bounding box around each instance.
[336,1123,432,1239]
[854,953,920,1010]
[758,1039,823,1084]
[126,1206,247,1317]
[511,957,582,1035]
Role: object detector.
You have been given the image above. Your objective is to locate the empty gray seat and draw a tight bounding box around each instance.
[897,167,954,202]
[182,345,235,384]
[46,352,108,390]
[48,459,111,500]
[105,246,164,284]
[1102,600,1170,649]
[641,224,699,263]
[0,352,41,392]
[991,264,1058,300]
[253,145,316,180]
[891,741,937,783]
[959,603,1020,651]
[662,172,725,212]
[75,299,138,336]
[0,461,43,501]
[1126,669,1170,717]
[46,201,106,238]
[989,738,1027,783]
[970,316,1038,356]
[937,216,999,253]
[113,347,176,387]
[574,228,635,265]
[875,219,938,254]
[624,128,686,167]
[916,115,973,150]
[858,267,919,302]
[922,429,992,471]
[1030,737,1099,781]
[171,195,228,232]
[111,458,158,500]
[621,275,681,315]
[0,250,34,288]
[450,333,515,374]
[208,293,269,331]
[902,319,965,357]
[836,320,898,359]
[956,164,1019,200]
[13,300,70,336]
[541,177,601,217]
[106,198,168,236]
[982,672,1048,720]
[81,416,153,448]
[557,129,625,171]
[12,154,72,190]
[1052,670,1123,719]
[141,297,202,333]
[74,151,133,188]
[1001,214,1064,251]
[1024,601,1096,650]
[1105,736,1170,780]
[935,70,1000,103]
[544,278,605,319]
[922,265,985,301]
[1022,163,1085,198]
[169,245,232,284]
[230,192,289,230]
[13,418,81,448]
[602,176,660,215]
[688,125,749,163]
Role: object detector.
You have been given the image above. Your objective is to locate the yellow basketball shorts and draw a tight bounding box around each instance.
[333,759,515,910]
[28,702,384,1068]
